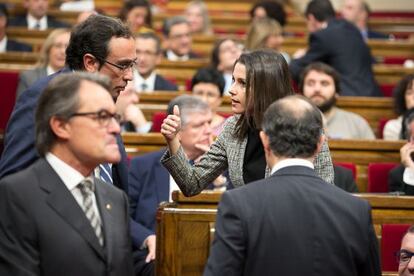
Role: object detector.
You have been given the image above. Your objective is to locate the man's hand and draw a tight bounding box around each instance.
[161,105,181,142]
[145,235,156,263]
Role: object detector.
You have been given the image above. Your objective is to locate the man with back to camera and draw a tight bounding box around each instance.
[0,72,133,275]
[204,95,380,276]
[289,0,381,97]
[300,62,375,140]
[0,15,137,193]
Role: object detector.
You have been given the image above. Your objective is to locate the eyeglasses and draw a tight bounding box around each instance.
[69,109,121,127]
[396,249,414,264]
[103,58,137,72]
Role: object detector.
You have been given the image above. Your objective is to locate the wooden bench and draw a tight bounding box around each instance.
[121,133,404,192]
[156,191,413,275]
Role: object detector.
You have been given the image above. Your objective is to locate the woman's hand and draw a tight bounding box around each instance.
[161,105,181,142]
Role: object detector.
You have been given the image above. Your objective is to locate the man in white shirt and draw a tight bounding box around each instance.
[300,62,375,139]
[205,95,380,275]
[8,0,69,30]
[133,32,177,92]
[162,16,199,61]
[0,4,32,52]
[0,72,133,276]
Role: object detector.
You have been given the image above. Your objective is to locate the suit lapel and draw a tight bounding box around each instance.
[37,159,106,261]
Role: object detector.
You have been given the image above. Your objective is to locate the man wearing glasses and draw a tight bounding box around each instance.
[0,72,133,275]
[398,225,414,275]
[0,15,136,195]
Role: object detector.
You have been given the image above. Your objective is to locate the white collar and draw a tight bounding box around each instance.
[46,65,57,76]
[0,36,7,53]
[133,69,156,92]
[27,14,47,30]
[271,158,314,175]
[166,50,189,61]
[45,152,90,192]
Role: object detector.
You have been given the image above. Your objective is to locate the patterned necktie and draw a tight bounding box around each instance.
[141,83,148,92]
[34,22,41,30]
[78,178,104,246]
[99,163,113,184]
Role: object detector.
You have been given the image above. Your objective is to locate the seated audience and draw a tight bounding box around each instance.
[383,74,414,140]
[16,28,70,99]
[0,4,32,52]
[8,0,70,30]
[204,95,380,275]
[334,164,359,192]
[0,72,133,275]
[132,32,177,92]
[129,95,228,276]
[389,108,414,195]
[300,62,375,139]
[191,67,226,135]
[290,0,382,97]
[249,1,287,28]
[210,38,242,94]
[162,16,199,61]
[119,0,152,33]
[341,0,390,40]
[184,0,212,35]
[398,225,414,276]
[245,17,290,63]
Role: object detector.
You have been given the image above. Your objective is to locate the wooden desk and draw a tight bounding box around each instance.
[156,191,413,276]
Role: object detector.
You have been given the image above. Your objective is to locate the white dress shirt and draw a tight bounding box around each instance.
[27,14,47,30]
[0,36,7,53]
[133,70,156,93]
[166,50,189,61]
[271,158,315,175]
[45,152,102,221]
[403,167,414,186]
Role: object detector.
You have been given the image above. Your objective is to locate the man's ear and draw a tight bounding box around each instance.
[259,131,270,152]
[49,116,71,140]
[83,53,100,73]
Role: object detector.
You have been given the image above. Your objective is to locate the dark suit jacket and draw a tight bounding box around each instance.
[388,164,414,195]
[204,165,380,276]
[0,68,129,193]
[163,50,200,60]
[8,15,70,28]
[334,165,359,193]
[154,74,178,91]
[6,39,32,52]
[290,19,382,97]
[367,30,389,40]
[0,158,133,276]
[16,67,47,100]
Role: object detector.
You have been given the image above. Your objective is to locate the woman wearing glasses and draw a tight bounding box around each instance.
[160,50,334,195]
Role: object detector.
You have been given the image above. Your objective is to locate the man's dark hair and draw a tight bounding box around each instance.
[191,67,225,96]
[136,32,161,54]
[262,95,323,158]
[65,14,133,70]
[119,0,152,28]
[35,72,111,156]
[299,62,341,94]
[162,16,188,37]
[305,0,336,22]
[393,74,414,116]
[0,4,8,19]
[249,1,287,27]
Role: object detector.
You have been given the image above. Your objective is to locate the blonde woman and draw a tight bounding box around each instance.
[185,0,212,35]
[16,28,70,99]
[245,17,290,63]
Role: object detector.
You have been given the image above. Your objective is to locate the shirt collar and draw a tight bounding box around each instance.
[134,69,156,92]
[27,14,47,30]
[46,65,56,76]
[45,152,90,192]
[0,36,7,53]
[166,50,189,61]
[271,158,314,175]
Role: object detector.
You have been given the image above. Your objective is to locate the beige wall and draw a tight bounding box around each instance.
[292,0,414,12]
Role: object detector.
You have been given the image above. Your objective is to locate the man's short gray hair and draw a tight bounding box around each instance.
[167,95,210,127]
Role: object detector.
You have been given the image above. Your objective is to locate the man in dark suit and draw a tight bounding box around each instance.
[204,95,380,276]
[0,4,32,52]
[8,0,69,30]
[162,16,200,61]
[129,95,228,276]
[290,0,381,97]
[334,164,358,193]
[0,15,136,194]
[0,72,133,275]
[133,32,177,92]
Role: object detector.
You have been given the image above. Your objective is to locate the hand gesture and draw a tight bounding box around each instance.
[161,105,181,142]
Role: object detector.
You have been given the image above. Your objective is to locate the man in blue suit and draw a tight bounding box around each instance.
[129,95,228,276]
[0,4,32,52]
[0,15,136,193]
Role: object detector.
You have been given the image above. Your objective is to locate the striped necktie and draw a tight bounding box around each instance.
[99,163,113,184]
[78,178,104,246]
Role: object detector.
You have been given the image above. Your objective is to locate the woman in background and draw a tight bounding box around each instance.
[184,0,212,35]
[16,28,70,100]
[119,0,152,33]
[160,50,334,196]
